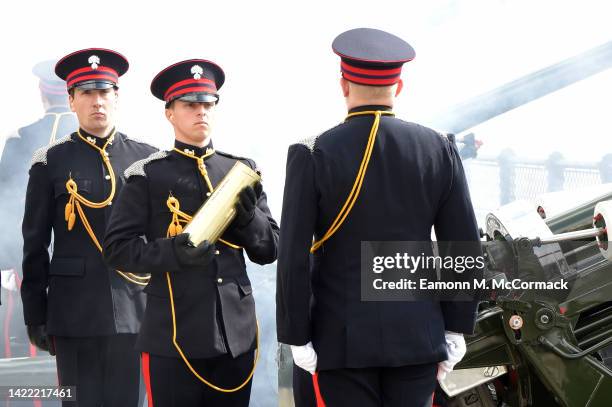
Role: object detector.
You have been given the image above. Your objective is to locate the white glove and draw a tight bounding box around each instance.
[437,331,466,381]
[291,341,318,374]
[1,269,18,292]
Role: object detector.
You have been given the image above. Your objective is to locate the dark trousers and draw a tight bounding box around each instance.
[293,362,438,407]
[54,334,141,407]
[142,351,254,407]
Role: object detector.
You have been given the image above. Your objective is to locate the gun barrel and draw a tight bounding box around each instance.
[538,227,606,244]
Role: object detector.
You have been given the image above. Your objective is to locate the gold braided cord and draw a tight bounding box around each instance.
[64,129,150,285]
[73,197,150,285]
[165,271,259,392]
[166,197,242,249]
[68,130,116,207]
[310,110,394,253]
[169,147,241,249]
[173,147,215,192]
[164,221,257,392]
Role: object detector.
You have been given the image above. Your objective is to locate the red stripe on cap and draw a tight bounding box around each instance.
[142,353,154,407]
[165,85,217,102]
[66,66,118,82]
[341,61,402,76]
[67,73,118,88]
[342,72,400,85]
[164,78,216,99]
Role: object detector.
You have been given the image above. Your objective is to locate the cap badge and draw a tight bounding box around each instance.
[88,55,100,70]
[191,65,204,80]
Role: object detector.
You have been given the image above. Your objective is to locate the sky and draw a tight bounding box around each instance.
[1,0,611,217]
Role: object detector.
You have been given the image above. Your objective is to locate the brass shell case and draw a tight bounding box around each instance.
[183,161,261,246]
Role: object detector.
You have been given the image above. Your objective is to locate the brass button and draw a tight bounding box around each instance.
[217,278,223,284]
[215,250,220,255]
[105,175,111,180]
[206,192,211,197]
[108,201,112,206]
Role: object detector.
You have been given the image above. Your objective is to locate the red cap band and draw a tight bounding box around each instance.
[340,60,402,85]
[66,66,119,88]
[163,78,217,102]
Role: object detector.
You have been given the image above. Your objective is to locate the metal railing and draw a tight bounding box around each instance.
[463,150,612,220]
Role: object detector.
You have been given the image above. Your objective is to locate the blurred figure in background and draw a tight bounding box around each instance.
[0,60,77,359]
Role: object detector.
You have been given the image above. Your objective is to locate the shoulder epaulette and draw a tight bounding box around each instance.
[124,150,169,179]
[30,134,73,167]
[296,132,325,153]
[434,130,455,144]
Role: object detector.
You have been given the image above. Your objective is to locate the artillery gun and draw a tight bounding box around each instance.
[441,189,612,407]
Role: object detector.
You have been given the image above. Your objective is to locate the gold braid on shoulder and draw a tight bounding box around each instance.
[64,129,150,286]
[311,110,394,252]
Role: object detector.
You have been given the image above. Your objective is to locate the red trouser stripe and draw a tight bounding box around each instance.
[312,372,326,407]
[142,352,154,407]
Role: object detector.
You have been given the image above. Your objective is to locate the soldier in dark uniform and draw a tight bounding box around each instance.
[0,60,77,358]
[21,48,158,406]
[103,59,279,407]
[276,28,480,407]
